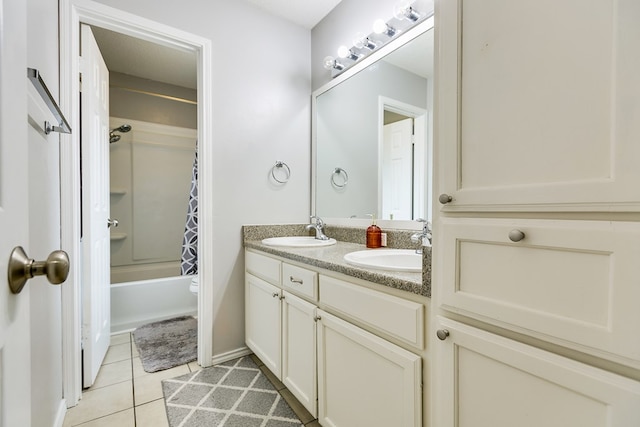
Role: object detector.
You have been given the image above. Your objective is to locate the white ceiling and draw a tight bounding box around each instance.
[246,0,343,30]
[91,1,343,90]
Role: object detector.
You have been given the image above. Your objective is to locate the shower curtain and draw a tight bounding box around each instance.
[180,145,198,275]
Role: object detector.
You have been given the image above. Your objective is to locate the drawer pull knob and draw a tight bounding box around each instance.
[272,292,279,298]
[439,193,453,204]
[289,276,303,285]
[314,316,322,322]
[508,229,525,242]
[436,329,450,341]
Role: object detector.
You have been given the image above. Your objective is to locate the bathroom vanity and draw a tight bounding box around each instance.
[243,229,430,427]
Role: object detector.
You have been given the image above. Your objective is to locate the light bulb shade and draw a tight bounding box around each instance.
[323,55,345,71]
[337,45,361,61]
[353,32,377,50]
[373,19,396,37]
[393,1,421,21]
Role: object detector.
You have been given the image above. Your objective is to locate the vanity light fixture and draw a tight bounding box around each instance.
[323,55,345,71]
[337,45,362,62]
[324,1,430,78]
[373,19,397,37]
[353,32,377,50]
[393,0,421,22]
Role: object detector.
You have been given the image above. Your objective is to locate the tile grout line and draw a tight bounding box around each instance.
[130,333,138,427]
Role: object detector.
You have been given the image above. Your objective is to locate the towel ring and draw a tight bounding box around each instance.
[331,167,349,188]
[271,161,291,184]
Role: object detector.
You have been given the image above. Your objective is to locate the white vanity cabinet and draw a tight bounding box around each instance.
[245,249,426,426]
[433,0,640,425]
[245,273,282,377]
[245,250,318,415]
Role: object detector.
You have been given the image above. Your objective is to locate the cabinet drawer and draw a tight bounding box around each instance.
[440,217,640,367]
[245,250,281,285]
[320,275,424,349]
[282,263,317,300]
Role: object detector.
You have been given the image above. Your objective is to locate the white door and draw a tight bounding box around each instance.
[0,0,31,424]
[80,24,111,388]
[382,118,413,220]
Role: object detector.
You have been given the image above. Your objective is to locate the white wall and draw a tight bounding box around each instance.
[93,0,311,357]
[311,0,434,90]
[27,0,64,425]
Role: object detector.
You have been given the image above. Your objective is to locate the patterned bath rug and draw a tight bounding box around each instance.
[162,356,303,427]
[133,316,197,373]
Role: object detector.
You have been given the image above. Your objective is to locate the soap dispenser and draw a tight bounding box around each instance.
[366,214,382,248]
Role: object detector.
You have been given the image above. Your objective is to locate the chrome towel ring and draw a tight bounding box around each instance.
[271,161,291,184]
[331,167,349,188]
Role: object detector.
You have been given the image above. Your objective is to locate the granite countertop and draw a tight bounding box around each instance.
[244,239,428,297]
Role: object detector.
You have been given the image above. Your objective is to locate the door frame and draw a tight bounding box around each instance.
[59,0,214,405]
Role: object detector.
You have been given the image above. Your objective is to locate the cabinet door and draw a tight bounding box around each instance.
[282,291,317,417]
[317,310,421,427]
[245,273,281,377]
[434,317,640,427]
[437,0,640,212]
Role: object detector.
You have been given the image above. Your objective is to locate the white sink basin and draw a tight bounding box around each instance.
[261,236,337,247]
[343,249,422,272]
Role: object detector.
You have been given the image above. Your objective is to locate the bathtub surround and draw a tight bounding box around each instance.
[162,356,306,427]
[181,144,198,275]
[133,316,198,373]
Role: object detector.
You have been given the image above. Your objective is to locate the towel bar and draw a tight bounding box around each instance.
[27,68,72,135]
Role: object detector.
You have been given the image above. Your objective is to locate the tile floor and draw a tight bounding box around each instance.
[62,333,321,427]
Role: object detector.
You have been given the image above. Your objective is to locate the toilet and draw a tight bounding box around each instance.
[189,275,199,295]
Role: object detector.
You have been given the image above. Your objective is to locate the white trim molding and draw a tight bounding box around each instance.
[59,0,214,406]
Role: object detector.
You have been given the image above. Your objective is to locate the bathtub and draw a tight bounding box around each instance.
[110,275,198,334]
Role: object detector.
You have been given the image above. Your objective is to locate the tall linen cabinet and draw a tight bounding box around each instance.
[432,1,640,426]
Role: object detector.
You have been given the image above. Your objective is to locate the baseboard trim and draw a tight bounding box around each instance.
[210,346,252,367]
[53,399,67,427]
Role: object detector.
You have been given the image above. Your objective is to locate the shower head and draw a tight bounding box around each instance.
[109,124,132,144]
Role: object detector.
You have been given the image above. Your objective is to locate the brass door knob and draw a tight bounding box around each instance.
[7,246,70,294]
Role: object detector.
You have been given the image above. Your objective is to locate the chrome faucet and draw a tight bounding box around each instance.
[410,218,432,254]
[305,215,330,240]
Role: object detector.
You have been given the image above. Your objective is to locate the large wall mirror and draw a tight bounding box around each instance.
[312,20,434,229]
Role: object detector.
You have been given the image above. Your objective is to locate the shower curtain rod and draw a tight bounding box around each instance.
[110,84,197,105]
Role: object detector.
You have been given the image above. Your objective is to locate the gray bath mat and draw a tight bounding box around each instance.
[133,316,197,373]
[162,356,303,427]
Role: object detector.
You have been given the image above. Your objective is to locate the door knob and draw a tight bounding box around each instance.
[8,246,70,294]
[436,329,450,341]
[107,218,119,228]
[439,194,453,204]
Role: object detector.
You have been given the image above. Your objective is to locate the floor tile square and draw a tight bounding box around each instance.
[134,364,190,405]
[89,359,132,390]
[62,381,133,426]
[65,408,135,427]
[135,399,170,427]
[103,342,132,364]
[109,333,131,346]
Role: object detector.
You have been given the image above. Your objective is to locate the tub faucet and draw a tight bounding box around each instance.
[411,218,432,254]
[305,215,330,240]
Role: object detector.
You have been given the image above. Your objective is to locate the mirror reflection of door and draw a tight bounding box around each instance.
[382,116,413,220]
